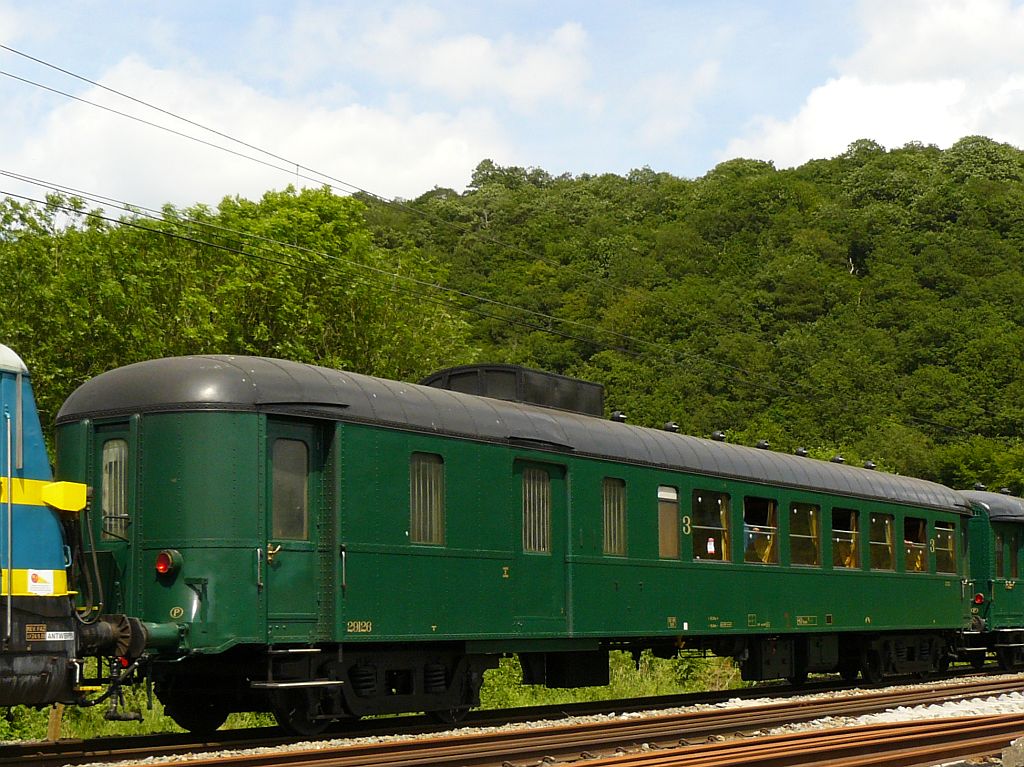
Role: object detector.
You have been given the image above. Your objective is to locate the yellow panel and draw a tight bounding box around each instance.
[40,481,87,513]
[0,568,69,597]
[0,477,48,506]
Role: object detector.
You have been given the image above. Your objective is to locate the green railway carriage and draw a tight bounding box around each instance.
[54,356,973,733]
[959,490,1024,669]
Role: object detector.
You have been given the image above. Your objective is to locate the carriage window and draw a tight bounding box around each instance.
[832,508,859,568]
[935,521,956,574]
[996,532,1005,578]
[904,516,927,573]
[101,439,129,541]
[790,503,820,566]
[658,486,680,559]
[410,453,445,545]
[744,496,778,564]
[522,467,551,553]
[869,513,895,571]
[272,439,308,540]
[602,478,626,556]
[692,490,730,561]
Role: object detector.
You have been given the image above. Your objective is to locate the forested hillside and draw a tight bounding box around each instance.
[2,136,1023,491]
[364,136,1024,491]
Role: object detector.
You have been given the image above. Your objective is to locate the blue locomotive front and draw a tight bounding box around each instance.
[0,343,155,706]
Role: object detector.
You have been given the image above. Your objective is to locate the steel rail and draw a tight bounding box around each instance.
[572,714,1024,766]
[21,674,1024,767]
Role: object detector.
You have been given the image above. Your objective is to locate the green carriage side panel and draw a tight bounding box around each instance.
[338,424,521,642]
[59,412,265,653]
[568,463,966,641]
[54,355,976,667]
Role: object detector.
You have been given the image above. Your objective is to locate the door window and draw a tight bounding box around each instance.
[100,438,129,541]
[272,438,308,540]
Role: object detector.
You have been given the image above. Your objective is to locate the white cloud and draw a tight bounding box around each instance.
[0,57,511,211]
[634,60,720,146]
[844,0,1024,81]
[264,5,594,114]
[723,0,1024,165]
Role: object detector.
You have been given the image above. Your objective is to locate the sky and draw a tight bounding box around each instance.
[1,0,1024,211]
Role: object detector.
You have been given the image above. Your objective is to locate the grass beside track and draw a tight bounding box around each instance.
[0,651,743,741]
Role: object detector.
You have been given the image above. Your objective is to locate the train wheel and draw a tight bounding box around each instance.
[996,647,1017,672]
[271,689,331,736]
[860,650,883,685]
[163,698,229,734]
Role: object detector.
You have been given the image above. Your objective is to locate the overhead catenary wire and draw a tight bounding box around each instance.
[0,169,765,372]
[0,47,989,438]
[0,43,763,344]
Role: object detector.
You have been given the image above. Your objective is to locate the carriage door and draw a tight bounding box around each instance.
[513,461,568,634]
[91,423,134,614]
[264,418,325,643]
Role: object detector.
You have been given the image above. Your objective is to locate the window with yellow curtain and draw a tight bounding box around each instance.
[743,496,778,564]
[692,490,730,561]
[869,513,894,570]
[904,516,927,573]
[790,502,820,566]
[832,508,859,569]
[935,520,956,574]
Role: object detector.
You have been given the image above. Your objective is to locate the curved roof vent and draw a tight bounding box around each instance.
[863,461,877,470]
[974,482,988,491]
[421,364,604,416]
[610,410,627,423]
[830,455,846,464]
[663,422,680,432]
[795,447,809,457]
[755,440,770,450]
[711,430,726,442]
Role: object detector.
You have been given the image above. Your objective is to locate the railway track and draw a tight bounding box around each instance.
[7,673,1024,767]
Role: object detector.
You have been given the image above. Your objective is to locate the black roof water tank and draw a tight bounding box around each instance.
[420,364,604,416]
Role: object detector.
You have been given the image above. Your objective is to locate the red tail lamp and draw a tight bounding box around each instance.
[155,549,183,576]
[973,593,986,605]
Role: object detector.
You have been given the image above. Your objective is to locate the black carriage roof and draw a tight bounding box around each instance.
[959,490,1024,523]
[57,355,969,514]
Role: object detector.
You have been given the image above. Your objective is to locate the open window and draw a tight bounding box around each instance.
[743,496,778,564]
[904,516,927,573]
[832,508,859,569]
[692,490,730,561]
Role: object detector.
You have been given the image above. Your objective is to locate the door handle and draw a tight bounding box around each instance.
[267,544,282,564]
